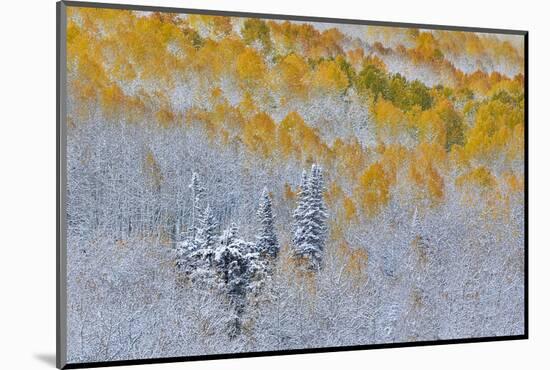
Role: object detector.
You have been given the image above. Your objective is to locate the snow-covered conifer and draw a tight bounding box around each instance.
[292,165,328,270]
[195,205,218,254]
[292,170,310,250]
[256,187,279,258]
[220,222,239,247]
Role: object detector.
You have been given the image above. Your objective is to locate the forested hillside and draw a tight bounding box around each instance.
[65,7,525,363]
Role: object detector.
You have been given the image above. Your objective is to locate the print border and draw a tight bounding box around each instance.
[56,1,529,368]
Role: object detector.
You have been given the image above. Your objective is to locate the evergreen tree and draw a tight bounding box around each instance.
[220,222,239,247]
[186,204,219,285]
[196,204,218,255]
[292,170,310,250]
[292,165,328,270]
[176,173,207,275]
[213,228,267,337]
[256,187,279,258]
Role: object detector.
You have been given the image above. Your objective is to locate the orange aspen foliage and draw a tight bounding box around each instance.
[355,163,390,217]
[187,15,233,40]
[347,48,365,69]
[155,106,176,128]
[236,48,267,90]
[503,172,524,193]
[455,166,497,190]
[273,53,310,98]
[278,112,327,162]
[410,32,444,64]
[463,98,523,162]
[379,144,408,185]
[331,137,368,182]
[343,196,358,222]
[325,181,343,207]
[372,98,407,136]
[408,143,446,204]
[283,183,296,201]
[416,109,447,147]
[238,92,259,120]
[243,112,277,157]
[310,60,349,93]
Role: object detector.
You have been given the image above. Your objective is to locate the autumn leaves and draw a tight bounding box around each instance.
[66,7,524,224]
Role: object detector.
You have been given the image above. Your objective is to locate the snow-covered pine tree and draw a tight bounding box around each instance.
[256,187,279,258]
[220,222,239,247]
[292,170,310,251]
[304,164,328,269]
[189,204,219,285]
[213,225,262,337]
[176,173,207,276]
[292,165,328,270]
[195,205,218,255]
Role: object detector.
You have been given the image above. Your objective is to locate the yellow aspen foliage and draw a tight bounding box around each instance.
[278,112,327,162]
[373,98,406,127]
[243,112,277,157]
[325,181,343,207]
[488,79,524,97]
[187,15,233,40]
[211,101,243,132]
[236,48,267,90]
[343,196,358,222]
[238,92,259,120]
[416,109,447,147]
[433,30,523,71]
[65,7,524,234]
[268,21,343,59]
[277,115,299,159]
[435,99,465,150]
[379,144,408,185]
[464,98,523,161]
[408,143,446,203]
[101,83,126,116]
[455,166,497,191]
[331,138,368,182]
[241,18,272,52]
[361,54,388,72]
[266,21,299,54]
[355,163,390,216]
[503,172,524,193]
[410,32,444,64]
[209,87,224,104]
[507,124,525,161]
[333,245,366,282]
[193,38,245,82]
[311,28,345,58]
[310,60,349,93]
[155,106,176,128]
[284,183,296,201]
[347,48,365,69]
[464,71,492,95]
[273,53,310,98]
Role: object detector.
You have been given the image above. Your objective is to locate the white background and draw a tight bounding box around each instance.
[0,0,547,368]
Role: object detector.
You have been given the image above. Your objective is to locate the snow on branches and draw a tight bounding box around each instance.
[256,187,279,258]
[292,164,329,270]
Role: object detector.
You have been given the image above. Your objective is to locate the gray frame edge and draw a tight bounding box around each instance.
[57,1,68,369]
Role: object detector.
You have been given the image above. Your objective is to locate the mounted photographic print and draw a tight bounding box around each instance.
[57,1,528,368]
